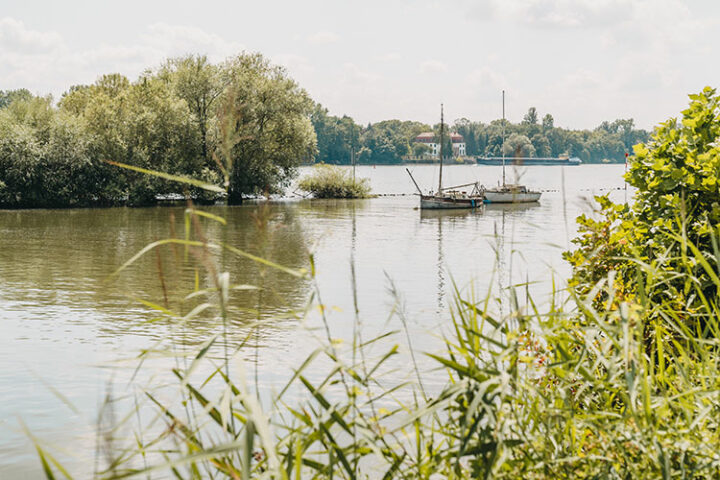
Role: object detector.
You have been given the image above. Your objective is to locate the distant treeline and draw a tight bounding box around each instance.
[1,53,649,208]
[312,105,650,165]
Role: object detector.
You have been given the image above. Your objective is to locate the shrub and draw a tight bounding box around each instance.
[565,87,720,324]
[298,163,371,198]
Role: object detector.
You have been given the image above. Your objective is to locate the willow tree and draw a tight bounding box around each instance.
[156,55,224,165]
[216,53,316,205]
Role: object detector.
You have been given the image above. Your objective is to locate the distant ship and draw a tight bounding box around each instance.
[476,156,581,166]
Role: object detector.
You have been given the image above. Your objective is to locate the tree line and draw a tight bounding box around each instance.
[312,104,650,165]
[0,53,315,208]
[1,52,649,208]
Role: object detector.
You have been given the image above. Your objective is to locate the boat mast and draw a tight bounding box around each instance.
[438,103,444,195]
[501,90,506,187]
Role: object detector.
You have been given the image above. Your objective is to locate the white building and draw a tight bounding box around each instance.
[414,132,466,158]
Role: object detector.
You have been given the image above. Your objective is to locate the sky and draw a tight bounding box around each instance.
[0,0,718,130]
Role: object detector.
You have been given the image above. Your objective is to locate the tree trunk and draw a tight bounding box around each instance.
[227,162,243,205]
[227,189,243,205]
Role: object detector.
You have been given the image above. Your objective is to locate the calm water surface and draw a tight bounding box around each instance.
[0,164,627,477]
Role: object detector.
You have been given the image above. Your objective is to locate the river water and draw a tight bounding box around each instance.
[0,164,627,477]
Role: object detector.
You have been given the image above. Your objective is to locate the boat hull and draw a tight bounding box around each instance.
[420,195,482,209]
[476,158,581,166]
[483,191,541,203]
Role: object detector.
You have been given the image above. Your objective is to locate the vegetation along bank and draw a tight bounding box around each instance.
[1,53,649,208]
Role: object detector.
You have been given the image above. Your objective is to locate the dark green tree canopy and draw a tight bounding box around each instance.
[522,107,538,125]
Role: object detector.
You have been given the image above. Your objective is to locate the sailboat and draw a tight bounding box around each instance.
[407,104,484,209]
[482,91,542,204]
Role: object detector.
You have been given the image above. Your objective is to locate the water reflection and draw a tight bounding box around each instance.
[0,204,315,345]
[482,202,542,214]
[0,165,628,477]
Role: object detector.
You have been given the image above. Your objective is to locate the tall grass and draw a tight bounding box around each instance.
[297,164,371,199]
[30,165,720,479]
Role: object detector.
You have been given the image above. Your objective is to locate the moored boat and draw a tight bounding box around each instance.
[482,184,541,203]
[407,104,483,210]
[420,191,483,209]
[482,91,542,204]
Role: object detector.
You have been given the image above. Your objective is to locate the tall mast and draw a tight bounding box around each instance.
[501,90,506,186]
[438,103,444,195]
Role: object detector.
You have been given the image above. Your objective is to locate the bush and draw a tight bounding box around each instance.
[298,163,371,198]
[565,87,720,324]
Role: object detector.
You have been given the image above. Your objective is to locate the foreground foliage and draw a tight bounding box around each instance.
[34,206,720,479]
[297,164,371,198]
[565,87,720,323]
[31,89,720,478]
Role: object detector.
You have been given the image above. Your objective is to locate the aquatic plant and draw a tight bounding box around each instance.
[297,164,371,199]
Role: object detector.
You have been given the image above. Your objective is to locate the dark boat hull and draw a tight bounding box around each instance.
[476,158,581,166]
[420,195,482,209]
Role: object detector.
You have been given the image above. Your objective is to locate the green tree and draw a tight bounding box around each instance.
[156,55,224,165]
[0,88,33,109]
[311,104,361,164]
[412,142,431,157]
[522,107,538,125]
[530,133,551,157]
[502,133,536,158]
[542,113,554,131]
[218,53,316,204]
[58,73,201,205]
[359,120,428,164]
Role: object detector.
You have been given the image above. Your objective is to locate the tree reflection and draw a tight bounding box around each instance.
[0,204,313,346]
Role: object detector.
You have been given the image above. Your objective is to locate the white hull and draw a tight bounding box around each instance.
[483,190,541,203]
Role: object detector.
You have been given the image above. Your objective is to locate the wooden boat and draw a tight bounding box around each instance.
[420,188,483,209]
[407,104,483,210]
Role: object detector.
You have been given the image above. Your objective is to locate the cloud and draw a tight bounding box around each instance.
[142,23,245,60]
[342,62,380,83]
[375,52,401,62]
[306,31,339,45]
[273,53,315,78]
[465,67,507,90]
[420,60,447,73]
[0,17,64,54]
[0,19,248,97]
[461,0,645,29]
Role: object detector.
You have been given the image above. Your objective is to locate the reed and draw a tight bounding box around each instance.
[297,164,371,199]
[31,160,720,479]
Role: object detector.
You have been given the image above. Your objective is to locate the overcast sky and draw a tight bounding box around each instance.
[1,0,718,129]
